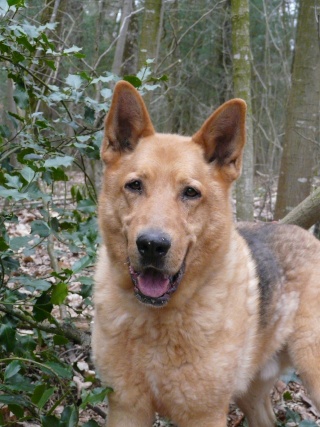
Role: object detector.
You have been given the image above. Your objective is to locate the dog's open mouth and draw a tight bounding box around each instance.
[129,264,185,306]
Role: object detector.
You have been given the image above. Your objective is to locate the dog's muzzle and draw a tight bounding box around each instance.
[128,229,185,306]
[129,264,185,307]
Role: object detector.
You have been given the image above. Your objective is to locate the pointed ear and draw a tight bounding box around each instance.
[101,81,155,163]
[192,99,247,181]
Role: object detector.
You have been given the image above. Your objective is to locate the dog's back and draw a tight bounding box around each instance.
[235,222,320,426]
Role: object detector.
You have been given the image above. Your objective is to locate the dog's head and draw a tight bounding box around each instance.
[99,81,246,307]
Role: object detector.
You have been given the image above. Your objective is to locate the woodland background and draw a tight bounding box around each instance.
[0,0,319,426]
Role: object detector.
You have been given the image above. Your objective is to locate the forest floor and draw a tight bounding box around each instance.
[5,176,320,426]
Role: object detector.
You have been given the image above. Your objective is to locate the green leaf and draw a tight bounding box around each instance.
[283,390,292,401]
[5,173,22,189]
[31,220,50,238]
[51,167,69,181]
[50,217,59,232]
[79,71,91,81]
[31,384,55,409]
[0,324,16,352]
[80,386,112,409]
[84,106,95,124]
[77,199,96,214]
[13,86,29,109]
[19,22,39,38]
[9,235,31,251]
[33,293,53,322]
[65,74,82,89]
[12,50,25,64]
[8,404,24,419]
[74,52,86,58]
[42,361,72,379]
[64,45,82,54]
[8,111,25,122]
[16,35,35,52]
[51,282,68,305]
[299,421,318,427]
[142,83,160,92]
[41,415,60,427]
[82,421,100,427]
[76,135,91,143]
[0,236,9,251]
[44,156,74,168]
[43,59,56,70]
[2,254,20,272]
[123,75,142,88]
[0,394,29,407]
[72,255,92,273]
[8,0,23,6]
[19,277,52,292]
[1,373,34,392]
[53,334,69,345]
[60,405,79,427]
[0,186,28,200]
[0,124,11,137]
[20,165,35,183]
[27,181,50,201]
[100,88,112,99]
[91,74,115,84]
[285,409,301,422]
[4,360,21,381]
[35,119,51,129]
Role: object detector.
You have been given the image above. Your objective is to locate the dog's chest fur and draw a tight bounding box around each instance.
[93,236,263,412]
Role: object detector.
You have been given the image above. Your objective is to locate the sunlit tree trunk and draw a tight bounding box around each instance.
[274,1,320,219]
[231,0,254,221]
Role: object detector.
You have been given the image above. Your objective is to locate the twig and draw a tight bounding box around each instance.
[88,404,107,419]
[0,303,90,347]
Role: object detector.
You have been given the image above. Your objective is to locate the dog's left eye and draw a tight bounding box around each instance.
[125,180,143,192]
[183,187,201,199]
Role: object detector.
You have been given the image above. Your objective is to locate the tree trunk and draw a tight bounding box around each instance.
[121,0,139,76]
[231,0,254,221]
[165,0,180,133]
[274,1,320,219]
[138,0,164,69]
[112,0,133,75]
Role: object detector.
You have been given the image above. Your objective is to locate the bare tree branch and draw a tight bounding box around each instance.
[280,187,320,229]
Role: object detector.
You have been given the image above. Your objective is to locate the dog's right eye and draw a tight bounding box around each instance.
[182,186,201,199]
[125,180,143,193]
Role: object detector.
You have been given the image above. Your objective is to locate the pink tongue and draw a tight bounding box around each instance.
[137,269,170,298]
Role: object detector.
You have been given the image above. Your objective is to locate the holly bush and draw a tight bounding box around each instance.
[0,1,165,425]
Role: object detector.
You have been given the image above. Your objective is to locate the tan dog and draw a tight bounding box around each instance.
[92,81,320,427]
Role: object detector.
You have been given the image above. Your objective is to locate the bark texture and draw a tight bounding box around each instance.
[138,0,163,69]
[231,0,254,221]
[274,1,320,219]
[112,0,133,75]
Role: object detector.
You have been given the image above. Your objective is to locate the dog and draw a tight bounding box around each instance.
[92,80,320,427]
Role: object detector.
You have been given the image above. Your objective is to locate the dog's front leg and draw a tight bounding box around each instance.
[171,404,228,427]
[106,395,155,427]
[181,412,228,427]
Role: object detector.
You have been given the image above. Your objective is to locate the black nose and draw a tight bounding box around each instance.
[136,230,171,262]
